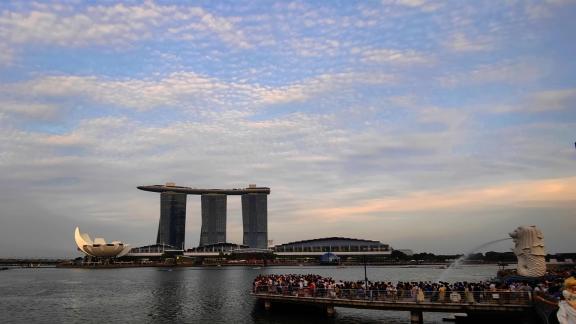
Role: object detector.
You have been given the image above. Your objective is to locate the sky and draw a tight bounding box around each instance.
[0,0,575,258]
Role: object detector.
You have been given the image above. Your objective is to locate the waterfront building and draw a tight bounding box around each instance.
[242,193,268,249]
[138,183,271,250]
[273,237,390,255]
[200,194,227,246]
[126,236,390,263]
[187,242,248,253]
[272,237,390,263]
[74,227,131,258]
[157,191,187,249]
[128,243,175,254]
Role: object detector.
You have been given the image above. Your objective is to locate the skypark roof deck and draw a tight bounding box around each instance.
[137,184,270,195]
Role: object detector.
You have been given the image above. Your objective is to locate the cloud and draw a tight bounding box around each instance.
[3,72,258,111]
[2,69,396,111]
[0,101,61,120]
[167,10,250,48]
[357,48,434,65]
[529,88,576,112]
[416,106,468,128]
[1,0,575,256]
[489,88,576,114]
[256,71,396,104]
[291,38,341,57]
[0,2,251,51]
[1,5,154,46]
[438,59,548,86]
[524,0,576,19]
[0,43,15,66]
[386,96,468,129]
[1,102,574,255]
[383,0,442,12]
[0,113,339,168]
[445,32,495,52]
[304,176,576,220]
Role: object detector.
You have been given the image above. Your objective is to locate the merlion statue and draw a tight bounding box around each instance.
[509,225,546,277]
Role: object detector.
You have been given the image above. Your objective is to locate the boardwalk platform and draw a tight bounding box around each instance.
[252,287,534,324]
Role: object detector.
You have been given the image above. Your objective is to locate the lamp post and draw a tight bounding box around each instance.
[363,255,368,290]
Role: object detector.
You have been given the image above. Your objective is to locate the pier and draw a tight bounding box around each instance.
[252,286,534,324]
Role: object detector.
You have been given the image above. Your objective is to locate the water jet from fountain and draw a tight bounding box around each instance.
[437,238,512,282]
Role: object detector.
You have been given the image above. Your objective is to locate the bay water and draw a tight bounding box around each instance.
[0,264,503,323]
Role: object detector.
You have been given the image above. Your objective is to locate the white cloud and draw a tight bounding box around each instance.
[0,2,251,49]
[416,106,468,128]
[1,0,575,256]
[545,0,576,4]
[4,72,259,111]
[0,101,61,120]
[524,4,552,19]
[1,8,149,46]
[383,0,442,12]
[524,0,576,19]
[291,38,341,57]
[490,88,576,113]
[167,10,250,48]
[529,88,576,111]
[198,12,250,48]
[438,59,548,86]
[2,70,395,110]
[0,43,15,66]
[445,32,495,52]
[1,101,575,254]
[386,96,468,129]
[256,71,396,104]
[358,48,434,65]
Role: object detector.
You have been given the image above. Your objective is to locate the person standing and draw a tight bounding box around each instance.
[465,285,475,304]
[438,285,446,303]
[558,277,576,324]
[416,286,425,303]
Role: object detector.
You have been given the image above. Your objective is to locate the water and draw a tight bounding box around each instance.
[0,265,503,324]
[437,238,512,283]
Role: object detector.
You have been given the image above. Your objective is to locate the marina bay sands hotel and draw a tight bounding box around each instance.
[138,183,270,250]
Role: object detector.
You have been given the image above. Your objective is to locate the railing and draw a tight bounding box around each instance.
[253,285,533,305]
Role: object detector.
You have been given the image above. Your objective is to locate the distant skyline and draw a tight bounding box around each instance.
[0,0,575,258]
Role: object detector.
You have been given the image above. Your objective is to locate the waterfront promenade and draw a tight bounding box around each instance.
[252,273,537,324]
[252,286,533,323]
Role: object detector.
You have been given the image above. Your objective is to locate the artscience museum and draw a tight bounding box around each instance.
[74,227,131,258]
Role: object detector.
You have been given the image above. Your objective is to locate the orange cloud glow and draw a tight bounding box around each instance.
[307,177,576,221]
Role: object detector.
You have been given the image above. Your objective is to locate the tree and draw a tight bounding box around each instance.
[391,250,408,261]
[484,251,516,262]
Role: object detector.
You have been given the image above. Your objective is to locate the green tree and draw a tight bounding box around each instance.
[391,250,408,261]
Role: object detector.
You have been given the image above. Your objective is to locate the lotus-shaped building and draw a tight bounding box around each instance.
[74,227,131,258]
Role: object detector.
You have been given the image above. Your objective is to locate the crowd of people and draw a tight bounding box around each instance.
[252,273,571,305]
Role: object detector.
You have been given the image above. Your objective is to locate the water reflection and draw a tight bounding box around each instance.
[195,267,228,321]
[149,268,186,322]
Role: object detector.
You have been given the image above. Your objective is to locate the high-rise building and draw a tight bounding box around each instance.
[242,193,268,249]
[200,194,227,246]
[139,183,270,250]
[157,192,187,249]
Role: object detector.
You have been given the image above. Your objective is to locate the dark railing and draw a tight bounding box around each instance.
[253,285,533,305]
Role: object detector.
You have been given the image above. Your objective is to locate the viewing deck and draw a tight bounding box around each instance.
[137,184,270,195]
[252,286,534,324]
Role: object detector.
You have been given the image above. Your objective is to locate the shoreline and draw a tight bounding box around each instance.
[54,262,498,269]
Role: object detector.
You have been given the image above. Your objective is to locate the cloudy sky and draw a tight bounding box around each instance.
[0,0,575,258]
